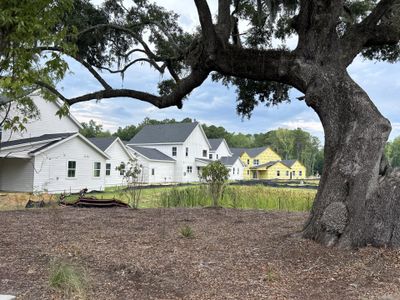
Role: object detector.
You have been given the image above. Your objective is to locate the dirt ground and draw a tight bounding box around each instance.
[1,208,400,300]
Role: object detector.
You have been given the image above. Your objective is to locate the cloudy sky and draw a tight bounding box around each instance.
[60,0,400,143]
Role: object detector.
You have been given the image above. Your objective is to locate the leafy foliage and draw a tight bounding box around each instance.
[200,161,230,207]
[116,158,143,209]
[0,0,74,131]
[385,137,400,167]
[80,120,111,138]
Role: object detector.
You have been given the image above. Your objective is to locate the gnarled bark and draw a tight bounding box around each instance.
[302,70,400,248]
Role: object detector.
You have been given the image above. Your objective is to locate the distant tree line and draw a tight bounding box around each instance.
[385,137,400,168]
[80,117,326,176]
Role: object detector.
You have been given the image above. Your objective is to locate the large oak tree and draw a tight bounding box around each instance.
[3,0,400,248]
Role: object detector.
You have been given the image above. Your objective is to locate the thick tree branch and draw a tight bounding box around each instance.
[216,0,231,42]
[214,46,304,91]
[38,66,210,109]
[194,0,218,51]
[342,0,400,65]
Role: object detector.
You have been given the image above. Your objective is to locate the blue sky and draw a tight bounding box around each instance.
[60,0,400,143]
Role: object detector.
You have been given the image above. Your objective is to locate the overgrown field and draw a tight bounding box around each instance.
[0,184,317,212]
[159,185,315,211]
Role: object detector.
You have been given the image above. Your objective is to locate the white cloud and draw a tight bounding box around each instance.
[281,119,324,133]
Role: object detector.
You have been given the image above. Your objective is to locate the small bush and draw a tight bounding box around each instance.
[49,260,88,299]
[180,225,194,238]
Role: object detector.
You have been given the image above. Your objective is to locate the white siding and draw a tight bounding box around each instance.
[0,158,34,192]
[33,136,107,193]
[127,149,175,184]
[1,94,80,142]
[229,159,244,181]
[211,141,232,160]
[147,161,175,184]
[180,125,210,182]
[104,140,132,187]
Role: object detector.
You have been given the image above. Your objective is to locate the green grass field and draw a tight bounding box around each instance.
[1,184,317,212]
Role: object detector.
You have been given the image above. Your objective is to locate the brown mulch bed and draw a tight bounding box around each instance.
[1,208,400,299]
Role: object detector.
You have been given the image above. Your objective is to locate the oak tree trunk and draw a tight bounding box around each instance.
[302,70,400,248]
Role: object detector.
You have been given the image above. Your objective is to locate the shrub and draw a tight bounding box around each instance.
[49,260,88,299]
[180,225,194,238]
[200,161,229,207]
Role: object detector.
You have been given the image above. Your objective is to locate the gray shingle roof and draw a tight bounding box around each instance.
[0,133,75,148]
[219,155,241,166]
[251,160,298,169]
[231,147,272,158]
[88,137,118,151]
[129,146,175,162]
[208,138,224,151]
[280,160,297,168]
[129,122,198,144]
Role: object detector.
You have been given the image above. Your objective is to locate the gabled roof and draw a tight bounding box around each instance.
[88,137,118,151]
[128,146,175,162]
[0,133,76,148]
[219,155,244,167]
[208,138,224,151]
[251,160,298,169]
[280,160,297,168]
[0,133,110,159]
[231,146,274,158]
[129,122,199,144]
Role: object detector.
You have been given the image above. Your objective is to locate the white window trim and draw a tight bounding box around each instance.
[93,162,101,178]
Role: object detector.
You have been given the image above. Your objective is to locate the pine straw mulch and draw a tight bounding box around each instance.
[1,207,400,300]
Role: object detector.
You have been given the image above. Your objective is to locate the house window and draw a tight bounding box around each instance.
[247,170,250,175]
[187,166,193,173]
[299,170,303,176]
[151,168,155,175]
[247,159,250,165]
[119,163,125,176]
[286,170,289,176]
[203,150,207,157]
[93,162,101,177]
[233,168,235,175]
[106,163,111,176]
[293,171,296,176]
[67,161,76,178]
[172,147,177,156]
[277,170,280,177]
[186,147,189,157]
[216,154,219,159]
[209,154,213,159]
[253,159,259,166]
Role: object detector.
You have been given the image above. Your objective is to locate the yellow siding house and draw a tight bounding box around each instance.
[231,147,306,180]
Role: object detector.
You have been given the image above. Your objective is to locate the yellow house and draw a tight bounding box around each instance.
[231,147,306,180]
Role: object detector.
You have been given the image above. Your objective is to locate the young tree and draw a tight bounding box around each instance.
[116,159,143,209]
[10,0,400,248]
[200,161,230,207]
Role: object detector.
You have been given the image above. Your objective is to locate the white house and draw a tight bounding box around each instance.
[88,137,134,187]
[0,94,113,193]
[220,156,245,180]
[0,92,82,142]
[127,146,176,183]
[0,133,109,193]
[208,138,232,160]
[127,122,212,183]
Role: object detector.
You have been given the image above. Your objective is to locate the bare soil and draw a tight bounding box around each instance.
[1,208,400,299]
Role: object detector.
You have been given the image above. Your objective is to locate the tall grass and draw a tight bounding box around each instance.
[159,185,315,212]
[49,260,88,299]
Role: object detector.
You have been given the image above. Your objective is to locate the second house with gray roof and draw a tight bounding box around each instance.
[126,122,212,183]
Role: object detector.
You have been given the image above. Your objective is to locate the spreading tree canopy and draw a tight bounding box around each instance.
[2,0,400,248]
